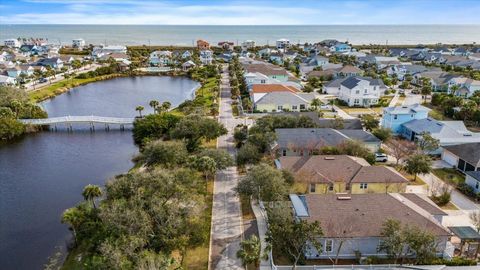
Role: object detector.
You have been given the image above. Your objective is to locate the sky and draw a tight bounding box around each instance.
[0,0,479,25]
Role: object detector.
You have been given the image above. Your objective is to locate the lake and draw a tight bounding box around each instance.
[0,76,200,270]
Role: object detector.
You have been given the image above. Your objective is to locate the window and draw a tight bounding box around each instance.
[261,79,266,84]
[374,86,377,90]
[354,99,360,104]
[360,183,368,189]
[346,183,350,191]
[355,90,360,94]
[299,150,304,156]
[282,149,287,156]
[328,183,334,192]
[310,183,316,193]
[277,105,283,111]
[300,104,306,110]
[325,240,333,253]
[292,105,298,110]
[364,89,367,93]
[394,115,398,120]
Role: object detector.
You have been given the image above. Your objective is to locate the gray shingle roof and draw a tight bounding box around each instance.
[466,171,480,181]
[443,143,480,166]
[340,76,386,89]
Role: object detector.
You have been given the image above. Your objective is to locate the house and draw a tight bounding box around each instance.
[381,104,431,134]
[6,66,34,78]
[441,143,480,172]
[0,75,16,85]
[401,118,480,153]
[181,51,192,59]
[199,50,213,65]
[251,84,310,112]
[91,45,127,58]
[4,39,21,48]
[389,48,410,57]
[37,57,64,69]
[465,171,480,193]
[386,64,431,80]
[258,47,273,57]
[431,47,451,55]
[334,65,363,78]
[72,38,85,48]
[274,128,381,155]
[319,39,340,47]
[269,52,283,64]
[59,55,75,65]
[453,47,470,56]
[181,60,196,71]
[196,39,210,50]
[244,63,289,82]
[449,77,480,97]
[241,40,256,50]
[276,38,290,49]
[413,71,459,92]
[359,55,401,69]
[289,193,451,260]
[307,69,337,81]
[329,43,351,53]
[149,51,172,66]
[324,76,386,107]
[278,155,407,193]
[218,41,234,51]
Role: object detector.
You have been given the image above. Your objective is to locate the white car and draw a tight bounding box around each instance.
[375,153,388,162]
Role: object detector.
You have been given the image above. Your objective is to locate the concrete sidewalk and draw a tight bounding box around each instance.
[250,200,272,270]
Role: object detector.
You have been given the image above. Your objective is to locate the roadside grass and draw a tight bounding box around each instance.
[183,179,214,270]
[29,74,123,103]
[432,168,465,186]
[395,166,427,186]
[240,195,255,220]
[438,201,459,210]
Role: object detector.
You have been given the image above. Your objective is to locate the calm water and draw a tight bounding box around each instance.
[0,76,199,270]
[1,24,479,46]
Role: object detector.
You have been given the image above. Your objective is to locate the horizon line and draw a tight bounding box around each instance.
[2,23,480,26]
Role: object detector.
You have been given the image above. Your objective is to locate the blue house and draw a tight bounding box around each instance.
[330,43,351,53]
[381,104,430,134]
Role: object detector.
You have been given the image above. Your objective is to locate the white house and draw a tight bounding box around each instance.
[149,51,172,66]
[199,50,213,65]
[241,40,256,50]
[0,75,16,85]
[449,77,480,97]
[465,172,480,194]
[72,39,85,48]
[4,39,21,48]
[182,60,196,71]
[276,38,290,49]
[441,143,480,172]
[324,76,386,107]
[181,51,192,59]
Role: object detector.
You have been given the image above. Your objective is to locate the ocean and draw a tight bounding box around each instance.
[1,25,479,46]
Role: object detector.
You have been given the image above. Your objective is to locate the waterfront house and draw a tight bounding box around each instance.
[276,38,290,49]
[218,41,234,51]
[72,38,85,48]
[59,55,75,65]
[274,128,381,156]
[465,171,480,194]
[289,193,451,260]
[324,76,386,107]
[199,50,213,65]
[381,104,431,134]
[329,43,351,53]
[6,65,34,78]
[4,39,21,48]
[149,51,172,66]
[241,40,256,50]
[441,143,480,172]
[277,155,407,194]
[182,60,196,71]
[197,39,210,50]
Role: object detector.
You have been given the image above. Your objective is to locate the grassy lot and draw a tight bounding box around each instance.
[240,195,255,220]
[432,168,465,186]
[428,108,446,120]
[29,74,123,102]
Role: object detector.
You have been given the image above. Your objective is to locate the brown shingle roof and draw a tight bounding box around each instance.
[338,65,362,73]
[279,155,408,185]
[400,193,447,216]
[301,194,450,238]
[244,63,288,76]
[251,84,299,94]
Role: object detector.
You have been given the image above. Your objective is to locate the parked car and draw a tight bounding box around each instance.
[39,78,48,83]
[375,153,388,162]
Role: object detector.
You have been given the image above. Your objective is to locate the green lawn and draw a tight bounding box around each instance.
[432,168,465,186]
[29,74,124,102]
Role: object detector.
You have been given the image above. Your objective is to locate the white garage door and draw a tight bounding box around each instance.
[442,151,458,167]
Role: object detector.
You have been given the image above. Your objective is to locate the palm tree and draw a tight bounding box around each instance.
[161,101,171,112]
[10,99,22,118]
[82,184,102,209]
[237,235,261,269]
[149,100,160,113]
[61,207,82,245]
[311,98,322,111]
[135,105,144,117]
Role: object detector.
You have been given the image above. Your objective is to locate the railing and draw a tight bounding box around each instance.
[19,115,136,125]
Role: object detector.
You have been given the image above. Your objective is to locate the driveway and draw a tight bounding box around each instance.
[332,105,356,119]
[209,65,244,270]
[402,92,422,106]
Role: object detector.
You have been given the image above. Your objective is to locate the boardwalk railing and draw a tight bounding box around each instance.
[19,115,136,126]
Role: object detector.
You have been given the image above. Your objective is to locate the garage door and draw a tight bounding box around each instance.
[442,151,458,167]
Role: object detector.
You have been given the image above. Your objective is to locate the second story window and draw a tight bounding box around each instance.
[394,115,398,120]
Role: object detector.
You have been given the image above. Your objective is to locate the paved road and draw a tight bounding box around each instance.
[332,105,356,119]
[25,64,102,92]
[421,173,480,211]
[209,65,244,270]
